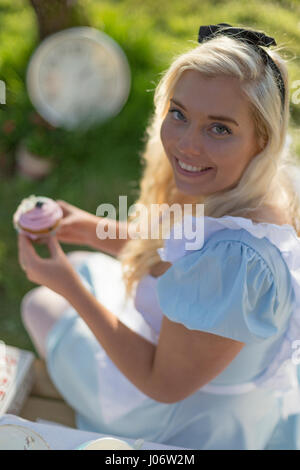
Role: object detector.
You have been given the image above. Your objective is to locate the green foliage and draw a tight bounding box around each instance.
[0,0,300,351]
[23,128,56,160]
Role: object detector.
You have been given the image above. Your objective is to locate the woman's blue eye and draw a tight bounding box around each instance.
[168,108,232,136]
[211,124,231,136]
[169,108,185,120]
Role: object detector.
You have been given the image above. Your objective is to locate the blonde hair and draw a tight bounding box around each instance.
[118,27,300,300]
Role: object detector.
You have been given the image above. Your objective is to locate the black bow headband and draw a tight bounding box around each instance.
[198,23,285,111]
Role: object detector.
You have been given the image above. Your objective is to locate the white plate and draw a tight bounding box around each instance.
[78,437,134,450]
[0,425,51,450]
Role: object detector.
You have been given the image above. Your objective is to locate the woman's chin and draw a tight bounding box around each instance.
[174,179,211,197]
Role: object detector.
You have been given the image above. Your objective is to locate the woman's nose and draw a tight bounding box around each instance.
[176,126,203,157]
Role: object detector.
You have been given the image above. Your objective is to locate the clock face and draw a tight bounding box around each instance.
[26,27,131,130]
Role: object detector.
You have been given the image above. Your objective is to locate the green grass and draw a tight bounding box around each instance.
[0,0,300,354]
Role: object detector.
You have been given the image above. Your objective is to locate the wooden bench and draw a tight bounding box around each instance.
[19,358,76,428]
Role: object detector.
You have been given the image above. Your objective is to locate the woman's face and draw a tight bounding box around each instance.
[160,69,264,197]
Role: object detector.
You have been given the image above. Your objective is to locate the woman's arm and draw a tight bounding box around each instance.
[55,200,133,258]
[63,273,245,404]
[84,214,132,257]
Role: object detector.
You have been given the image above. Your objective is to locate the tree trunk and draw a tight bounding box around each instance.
[29,0,90,41]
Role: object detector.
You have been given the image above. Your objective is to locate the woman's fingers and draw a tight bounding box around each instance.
[56,214,74,233]
[18,233,37,269]
[46,235,64,258]
[55,216,78,244]
[56,199,73,217]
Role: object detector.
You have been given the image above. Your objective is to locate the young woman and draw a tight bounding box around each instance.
[18,24,300,450]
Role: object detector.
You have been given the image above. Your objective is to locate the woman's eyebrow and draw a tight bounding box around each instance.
[170,98,239,127]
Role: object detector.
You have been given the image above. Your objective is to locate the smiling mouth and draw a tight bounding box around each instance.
[174,157,215,177]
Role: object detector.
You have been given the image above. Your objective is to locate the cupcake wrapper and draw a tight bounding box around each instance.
[14,221,61,240]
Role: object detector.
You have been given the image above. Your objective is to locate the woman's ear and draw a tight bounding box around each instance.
[258,135,267,152]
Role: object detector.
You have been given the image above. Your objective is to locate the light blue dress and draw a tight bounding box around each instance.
[45,217,300,450]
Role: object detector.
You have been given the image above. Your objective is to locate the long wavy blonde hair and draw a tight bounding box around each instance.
[118,26,300,301]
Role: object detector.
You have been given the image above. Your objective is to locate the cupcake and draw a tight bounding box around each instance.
[13,194,63,240]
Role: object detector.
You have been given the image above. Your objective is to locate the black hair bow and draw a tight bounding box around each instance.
[197,23,285,110]
[198,23,277,48]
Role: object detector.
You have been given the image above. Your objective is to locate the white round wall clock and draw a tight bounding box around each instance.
[26,27,131,130]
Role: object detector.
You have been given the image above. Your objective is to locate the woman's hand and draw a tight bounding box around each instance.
[18,232,79,298]
[55,199,96,247]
